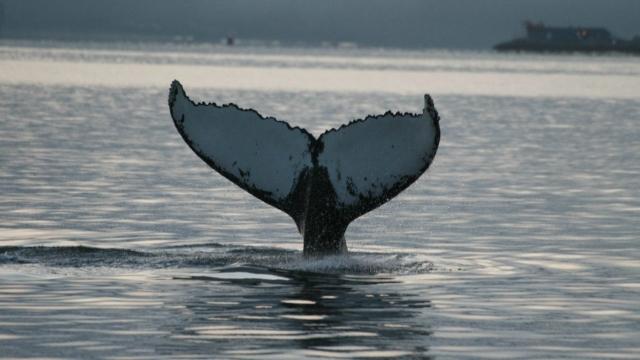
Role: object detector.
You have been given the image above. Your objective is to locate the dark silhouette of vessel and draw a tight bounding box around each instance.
[495,21,640,55]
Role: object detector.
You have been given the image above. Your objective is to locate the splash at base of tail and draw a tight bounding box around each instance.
[168,81,440,256]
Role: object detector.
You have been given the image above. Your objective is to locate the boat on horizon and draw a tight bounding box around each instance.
[495,21,640,55]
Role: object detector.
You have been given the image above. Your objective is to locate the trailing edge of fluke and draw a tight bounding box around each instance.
[169,80,440,256]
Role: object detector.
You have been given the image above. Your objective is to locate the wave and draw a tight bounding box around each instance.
[0,245,434,275]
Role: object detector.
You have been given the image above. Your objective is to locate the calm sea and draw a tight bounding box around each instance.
[1,41,639,359]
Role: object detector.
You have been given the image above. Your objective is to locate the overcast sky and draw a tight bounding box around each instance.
[2,0,640,49]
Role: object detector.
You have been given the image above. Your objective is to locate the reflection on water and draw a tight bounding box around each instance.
[3,41,640,77]
[0,246,433,359]
[2,43,640,98]
[173,270,431,359]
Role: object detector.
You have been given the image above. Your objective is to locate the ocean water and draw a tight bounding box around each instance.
[1,41,639,359]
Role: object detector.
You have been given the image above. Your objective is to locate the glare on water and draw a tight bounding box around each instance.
[1,41,639,359]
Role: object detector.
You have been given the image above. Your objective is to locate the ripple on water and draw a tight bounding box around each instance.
[0,245,435,276]
[0,245,435,359]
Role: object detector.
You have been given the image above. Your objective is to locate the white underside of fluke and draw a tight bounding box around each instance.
[318,111,438,206]
[169,80,439,219]
[170,82,313,202]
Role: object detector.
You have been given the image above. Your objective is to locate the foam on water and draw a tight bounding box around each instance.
[0,245,435,276]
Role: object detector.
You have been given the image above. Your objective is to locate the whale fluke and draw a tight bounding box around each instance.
[169,80,440,256]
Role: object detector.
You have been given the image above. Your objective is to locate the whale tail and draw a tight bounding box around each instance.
[169,81,440,256]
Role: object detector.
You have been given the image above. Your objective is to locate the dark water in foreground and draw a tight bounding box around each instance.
[0,246,434,359]
[1,43,640,358]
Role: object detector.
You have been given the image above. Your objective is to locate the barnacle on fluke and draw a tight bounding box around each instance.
[169,80,440,257]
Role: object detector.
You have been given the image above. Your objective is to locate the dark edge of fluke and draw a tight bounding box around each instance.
[168,80,300,215]
[169,80,316,141]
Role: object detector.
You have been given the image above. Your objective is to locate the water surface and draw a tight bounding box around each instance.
[1,41,639,359]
